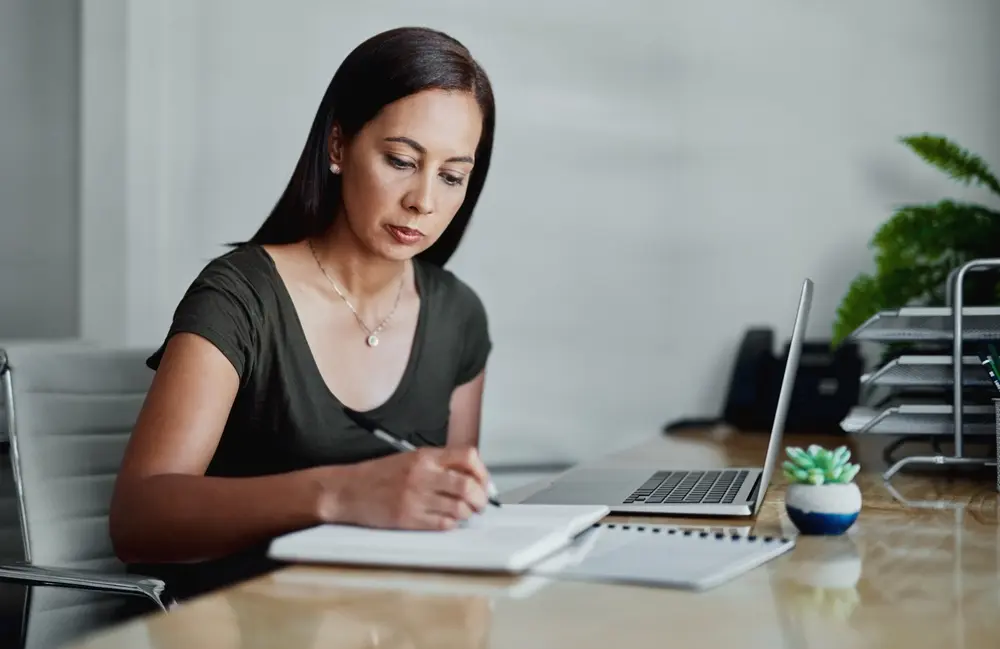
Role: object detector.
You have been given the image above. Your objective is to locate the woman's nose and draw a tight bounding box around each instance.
[403,174,435,215]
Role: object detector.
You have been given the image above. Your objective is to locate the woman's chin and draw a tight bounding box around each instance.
[370,231,435,261]
[366,240,424,262]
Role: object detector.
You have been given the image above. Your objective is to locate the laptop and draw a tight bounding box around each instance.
[520,278,813,517]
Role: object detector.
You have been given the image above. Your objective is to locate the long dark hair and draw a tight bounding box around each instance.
[243,26,495,267]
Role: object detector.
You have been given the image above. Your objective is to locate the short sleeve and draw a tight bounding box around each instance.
[454,282,492,385]
[146,257,261,385]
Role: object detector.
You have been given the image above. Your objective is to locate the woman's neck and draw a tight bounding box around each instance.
[308,219,407,301]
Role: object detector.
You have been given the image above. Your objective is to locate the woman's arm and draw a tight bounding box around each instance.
[446,368,487,448]
[110,334,493,563]
[109,333,338,563]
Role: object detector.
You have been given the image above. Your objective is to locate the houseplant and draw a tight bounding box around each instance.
[832,134,1000,346]
[782,445,861,535]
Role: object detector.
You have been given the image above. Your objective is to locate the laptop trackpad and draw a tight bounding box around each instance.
[519,468,651,505]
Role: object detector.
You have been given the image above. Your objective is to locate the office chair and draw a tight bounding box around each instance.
[0,344,170,648]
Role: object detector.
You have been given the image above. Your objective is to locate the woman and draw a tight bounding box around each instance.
[109,26,497,599]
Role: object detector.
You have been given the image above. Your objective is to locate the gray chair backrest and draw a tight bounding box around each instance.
[0,343,155,647]
[2,343,153,570]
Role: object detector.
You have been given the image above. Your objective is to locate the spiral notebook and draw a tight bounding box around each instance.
[529,523,796,591]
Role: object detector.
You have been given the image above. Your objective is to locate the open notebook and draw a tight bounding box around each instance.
[530,522,796,591]
[267,504,610,573]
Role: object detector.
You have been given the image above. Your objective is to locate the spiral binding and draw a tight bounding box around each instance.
[591,522,792,545]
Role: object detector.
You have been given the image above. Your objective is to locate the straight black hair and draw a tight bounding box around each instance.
[242,26,496,267]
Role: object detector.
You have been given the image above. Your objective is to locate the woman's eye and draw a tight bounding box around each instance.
[386,153,463,186]
[385,154,413,169]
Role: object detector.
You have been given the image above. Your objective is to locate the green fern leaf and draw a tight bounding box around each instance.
[831,274,880,345]
[831,196,1000,345]
[872,201,1000,262]
[900,134,1000,196]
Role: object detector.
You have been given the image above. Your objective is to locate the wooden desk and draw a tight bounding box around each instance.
[72,428,1000,649]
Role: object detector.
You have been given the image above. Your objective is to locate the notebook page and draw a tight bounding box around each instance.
[530,525,795,590]
[274,522,538,555]
[461,504,609,532]
[277,504,605,551]
[267,504,609,572]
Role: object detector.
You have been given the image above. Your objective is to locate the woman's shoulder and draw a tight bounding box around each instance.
[414,260,487,324]
[414,261,492,384]
[192,243,276,290]
[150,244,283,376]
[180,243,289,314]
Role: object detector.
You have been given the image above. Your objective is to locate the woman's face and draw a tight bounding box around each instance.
[331,89,483,260]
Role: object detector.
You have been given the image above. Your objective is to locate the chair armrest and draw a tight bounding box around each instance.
[0,562,171,611]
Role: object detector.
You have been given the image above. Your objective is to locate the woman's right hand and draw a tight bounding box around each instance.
[326,447,491,530]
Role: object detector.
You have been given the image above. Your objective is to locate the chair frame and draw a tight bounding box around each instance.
[0,350,172,631]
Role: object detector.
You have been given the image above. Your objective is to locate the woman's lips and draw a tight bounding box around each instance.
[385,224,424,245]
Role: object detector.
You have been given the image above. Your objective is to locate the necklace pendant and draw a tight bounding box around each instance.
[366,334,379,347]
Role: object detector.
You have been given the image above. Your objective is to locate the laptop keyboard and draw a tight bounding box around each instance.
[622,469,749,505]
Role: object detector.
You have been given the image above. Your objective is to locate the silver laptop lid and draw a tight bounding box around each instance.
[753,278,813,514]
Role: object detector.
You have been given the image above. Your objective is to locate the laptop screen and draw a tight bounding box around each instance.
[753,278,813,514]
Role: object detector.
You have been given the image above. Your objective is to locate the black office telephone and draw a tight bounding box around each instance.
[664,327,862,434]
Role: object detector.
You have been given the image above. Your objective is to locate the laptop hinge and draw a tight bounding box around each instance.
[745,473,762,504]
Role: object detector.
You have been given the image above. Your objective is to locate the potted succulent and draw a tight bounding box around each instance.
[782,445,861,535]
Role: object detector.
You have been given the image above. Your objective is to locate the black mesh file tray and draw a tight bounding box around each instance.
[840,401,996,437]
[848,306,1000,343]
[860,355,989,389]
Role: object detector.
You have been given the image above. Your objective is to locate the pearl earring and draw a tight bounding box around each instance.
[329,162,341,174]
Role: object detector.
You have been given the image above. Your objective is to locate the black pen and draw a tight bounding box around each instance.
[343,408,502,508]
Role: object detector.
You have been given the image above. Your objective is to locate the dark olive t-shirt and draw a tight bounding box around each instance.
[130,243,491,598]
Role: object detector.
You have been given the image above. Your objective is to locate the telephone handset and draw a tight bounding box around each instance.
[722,328,780,431]
[663,327,862,434]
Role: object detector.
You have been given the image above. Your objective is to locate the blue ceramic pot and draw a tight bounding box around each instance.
[785,483,861,536]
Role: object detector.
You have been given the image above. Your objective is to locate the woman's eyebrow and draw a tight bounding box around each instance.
[384,136,474,164]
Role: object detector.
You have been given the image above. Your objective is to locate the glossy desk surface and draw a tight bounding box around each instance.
[73,428,1000,649]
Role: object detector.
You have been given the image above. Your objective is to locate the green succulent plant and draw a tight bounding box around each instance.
[782,445,860,485]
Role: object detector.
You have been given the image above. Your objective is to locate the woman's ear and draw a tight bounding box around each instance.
[327,124,344,174]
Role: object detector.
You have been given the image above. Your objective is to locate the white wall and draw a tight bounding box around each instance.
[80,0,1000,465]
[0,0,80,338]
[79,0,126,344]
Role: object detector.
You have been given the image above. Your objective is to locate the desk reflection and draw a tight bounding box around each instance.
[771,479,1000,649]
[145,578,492,649]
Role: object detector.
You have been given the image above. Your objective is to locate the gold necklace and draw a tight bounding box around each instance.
[308,240,405,348]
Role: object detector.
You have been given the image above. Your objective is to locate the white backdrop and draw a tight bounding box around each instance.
[79,0,1000,465]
